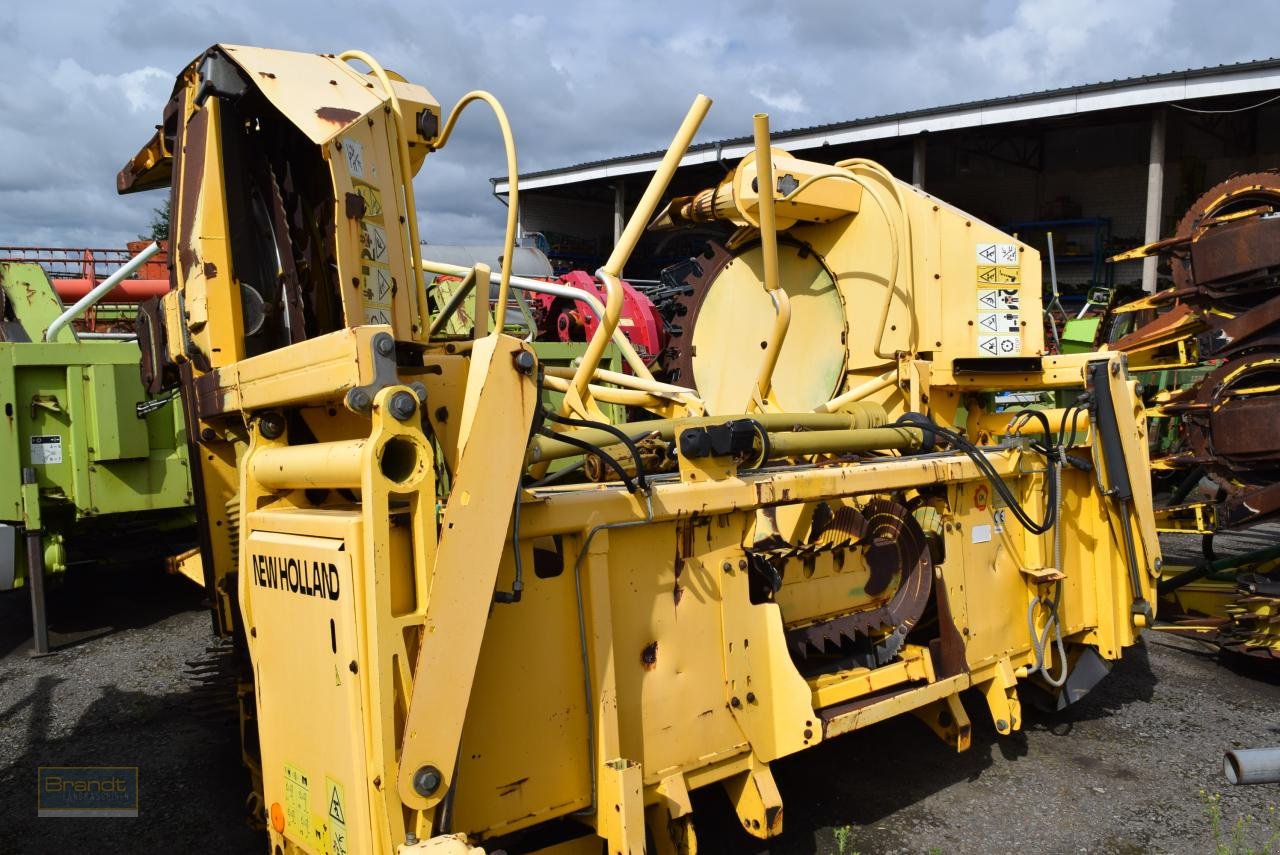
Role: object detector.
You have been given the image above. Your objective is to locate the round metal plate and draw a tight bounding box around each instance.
[688,243,846,414]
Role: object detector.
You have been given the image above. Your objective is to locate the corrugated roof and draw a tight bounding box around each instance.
[496,56,1280,189]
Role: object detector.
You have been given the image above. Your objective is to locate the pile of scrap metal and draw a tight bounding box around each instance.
[0,243,195,653]
[1108,172,1280,661]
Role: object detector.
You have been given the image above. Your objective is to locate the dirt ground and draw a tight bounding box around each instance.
[1,531,1277,855]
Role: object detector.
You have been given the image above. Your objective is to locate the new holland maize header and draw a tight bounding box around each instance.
[120,45,1162,854]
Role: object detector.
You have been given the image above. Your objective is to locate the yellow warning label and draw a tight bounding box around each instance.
[976,265,1020,286]
[326,777,348,855]
[355,185,383,218]
[284,763,311,842]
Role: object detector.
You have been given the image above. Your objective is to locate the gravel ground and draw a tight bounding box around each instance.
[1,533,1277,855]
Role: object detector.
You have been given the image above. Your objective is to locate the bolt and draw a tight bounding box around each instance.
[405,832,419,845]
[996,718,1008,731]
[259,412,286,439]
[200,427,217,442]
[746,692,757,704]
[512,349,536,374]
[348,388,372,412]
[722,560,733,573]
[803,728,813,739]
[730,696,742,709]
[389,390,417,421]
[1110,361,1120,376]
[412,765,442,797]
[375,334,395,356]
[738,558,747,570]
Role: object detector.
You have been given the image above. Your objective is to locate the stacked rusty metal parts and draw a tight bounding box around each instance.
[1112,173,1280,662]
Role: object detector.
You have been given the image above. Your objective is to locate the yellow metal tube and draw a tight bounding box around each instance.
[338,50,427,335]
[814,368,897,413]
[252,439,367,490]
[430,92,520,329]
[837,158,915,358]
[540,373,673,409]
[541,364,693,397]
[564,94,712,412]
[763,426,922,458]
[752,113,791,406]
[529,406,888,463]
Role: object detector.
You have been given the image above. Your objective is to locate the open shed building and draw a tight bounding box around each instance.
[493,57,1280,307]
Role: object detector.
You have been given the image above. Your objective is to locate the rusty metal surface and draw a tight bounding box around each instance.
[758,498,933,667]
[1114,171,1280,528]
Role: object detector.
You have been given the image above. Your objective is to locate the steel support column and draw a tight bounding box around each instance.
[1142,107,1167,293]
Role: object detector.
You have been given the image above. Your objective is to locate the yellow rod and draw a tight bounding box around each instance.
[540,372,672,408]
[564,94,713,412]
[752,113,791,407]
[541,363,693,396]
[430,92,520,332]
[338,50,427,336]
[837,158,915,358]
[252,439,367,490]
[813,369,897,413]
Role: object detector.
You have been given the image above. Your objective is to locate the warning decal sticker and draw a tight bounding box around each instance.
[284,763,312,842]
[30,435,62,465]
[975,244,1021,356]
[326,777,348,855]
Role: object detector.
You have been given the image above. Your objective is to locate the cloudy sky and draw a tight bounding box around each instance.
[0,0,1276,249]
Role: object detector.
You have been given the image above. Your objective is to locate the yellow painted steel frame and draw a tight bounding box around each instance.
[128,45,1164,855]
[226,337,1155,855]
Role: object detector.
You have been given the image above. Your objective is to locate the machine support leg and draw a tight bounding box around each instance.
[23,468,49,657]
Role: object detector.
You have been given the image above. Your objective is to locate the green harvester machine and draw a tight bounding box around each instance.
[0,245,195,653]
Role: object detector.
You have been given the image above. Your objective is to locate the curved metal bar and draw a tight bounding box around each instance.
[429,92,520,330]
[339,50,428,335]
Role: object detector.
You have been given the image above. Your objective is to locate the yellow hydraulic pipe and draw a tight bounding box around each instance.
[764,426,923,457]
[540,373,672,409]
[529,406,888,464]
[429,92,520,329]
[814,368,897,413]
[564,94,712,413]
[837,158,915,358]
[338,50,427,336]
[541,364,693,397]
[752,114,791,406]
[252,439,367,490]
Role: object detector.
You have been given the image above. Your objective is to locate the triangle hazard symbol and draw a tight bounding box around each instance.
[329,785,345,824]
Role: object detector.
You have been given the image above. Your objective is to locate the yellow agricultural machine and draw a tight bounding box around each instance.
[120,45,1161,853]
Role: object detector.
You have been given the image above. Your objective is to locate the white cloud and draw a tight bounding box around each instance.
[0,0,1275,248]
[749,85,809,114]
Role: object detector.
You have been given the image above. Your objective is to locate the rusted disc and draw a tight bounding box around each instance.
[1172,171,1280,290]
[785,497,933,660]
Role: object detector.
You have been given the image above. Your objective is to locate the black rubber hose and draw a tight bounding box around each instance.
[536,427,638,493]
[543,410,650,492]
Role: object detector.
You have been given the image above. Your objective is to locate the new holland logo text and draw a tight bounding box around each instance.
[252,553,341,601]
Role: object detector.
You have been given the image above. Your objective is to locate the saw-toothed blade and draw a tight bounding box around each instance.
[774,498,934,663]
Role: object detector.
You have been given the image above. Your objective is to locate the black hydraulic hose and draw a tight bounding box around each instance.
[543,410,650,492]
[893,415,1056,535]
[536,427,639,493]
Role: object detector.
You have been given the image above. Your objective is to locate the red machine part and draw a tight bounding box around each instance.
[536,270,666,365]
[0,241,170,302]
